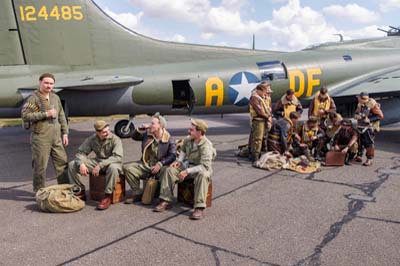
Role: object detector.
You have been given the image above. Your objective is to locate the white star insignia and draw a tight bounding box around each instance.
[230,72,259,104]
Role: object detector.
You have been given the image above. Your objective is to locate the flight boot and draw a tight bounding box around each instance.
[250,152,260,163]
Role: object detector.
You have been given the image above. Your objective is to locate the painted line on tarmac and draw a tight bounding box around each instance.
[153,226,281,266]
[356,215,400,225]
[57,172,277,266]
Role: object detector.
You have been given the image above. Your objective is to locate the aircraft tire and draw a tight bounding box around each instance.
[114,119,135,138]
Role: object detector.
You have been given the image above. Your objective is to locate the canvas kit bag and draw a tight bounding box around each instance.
[35,184,85,213]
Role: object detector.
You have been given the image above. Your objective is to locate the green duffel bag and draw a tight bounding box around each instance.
[35,184,85,213]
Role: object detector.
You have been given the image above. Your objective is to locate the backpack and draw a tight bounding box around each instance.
[35,184,85,213]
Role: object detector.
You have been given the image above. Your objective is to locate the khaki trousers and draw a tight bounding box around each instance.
[123,162,159,195]
[159,165,211,208]
[68,159,121,194]
[250,119,266,154]
[31,129,68,192]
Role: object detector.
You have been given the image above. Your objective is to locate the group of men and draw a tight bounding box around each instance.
[21,73,384,218]
[248,83,384,166]
[21,73,215,220]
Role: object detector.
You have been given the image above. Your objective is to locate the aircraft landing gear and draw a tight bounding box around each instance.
[114,116,135,138]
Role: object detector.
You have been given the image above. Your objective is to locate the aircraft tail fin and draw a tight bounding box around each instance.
[10,0,274,67]
[0,0,25,65]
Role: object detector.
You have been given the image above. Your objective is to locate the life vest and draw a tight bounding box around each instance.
[324,114,342,138]
[249,92,270,120]
[281,95,300,120]
[300,123,319,146]
[312,92,331,119]
[287,118,295,143]
[265,96,272,110]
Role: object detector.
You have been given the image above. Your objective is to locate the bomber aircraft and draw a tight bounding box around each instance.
[1,0,400,138]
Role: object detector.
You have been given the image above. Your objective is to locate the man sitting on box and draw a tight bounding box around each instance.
[155,119,216,220]
[332,119,358,165]
[68,120,123,210]
[123,113,176,204]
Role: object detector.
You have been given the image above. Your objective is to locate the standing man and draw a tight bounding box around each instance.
[123,113,176,204]
[68,121,123,210]
[354,92,384,166]
[155,119,216,220]
[267,111,301,157]
[248,82,272,162]
[21,73,69,192]
[274,89,303,120]
[262,83,273,152]
[308,86,336,123]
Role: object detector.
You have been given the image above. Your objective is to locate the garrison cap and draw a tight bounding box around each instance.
[153,112,167,128]
[191,119,208,133]
[286,89,294,96]
[260,81,272,92]
[94,120,109,131]
[319,86,328,94]
[358,92,369,100]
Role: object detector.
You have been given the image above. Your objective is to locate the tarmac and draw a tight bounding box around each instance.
[0,114,399,266]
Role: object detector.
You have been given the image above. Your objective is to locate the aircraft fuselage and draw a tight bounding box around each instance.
[1,46,400,119]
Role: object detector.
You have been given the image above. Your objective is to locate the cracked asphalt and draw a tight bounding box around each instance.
[0,114,399,266]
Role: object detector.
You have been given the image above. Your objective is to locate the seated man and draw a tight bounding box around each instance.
[68,120,123,210]
[155,119,216,220]
[332,119,358,165]
[123,113,176,204]
[274,89,303,120]
[316,111,343,159]
[292,116,324,161]
[267,111,300,158]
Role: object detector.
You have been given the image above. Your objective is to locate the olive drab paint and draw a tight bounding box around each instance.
[1,0,400,131]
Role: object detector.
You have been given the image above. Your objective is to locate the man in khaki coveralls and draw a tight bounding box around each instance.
[21,73,69,192]
[155,119,216,220]
[68,121,123,210]
[123,113,176,204]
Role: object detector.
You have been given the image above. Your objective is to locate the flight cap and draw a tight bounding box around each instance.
[191,119,208,133]
[94,120,109,131]
[358,92,369,101]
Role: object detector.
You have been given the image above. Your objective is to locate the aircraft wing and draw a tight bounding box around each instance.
[328,67,400,98]
[55,75,144,91]
[19,75,144,93]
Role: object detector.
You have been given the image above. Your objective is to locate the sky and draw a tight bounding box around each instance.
[93,0,400,51]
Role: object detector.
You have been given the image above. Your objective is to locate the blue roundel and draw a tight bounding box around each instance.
[228,72,260,106]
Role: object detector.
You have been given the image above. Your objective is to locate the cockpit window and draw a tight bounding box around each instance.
[257,61,287,81]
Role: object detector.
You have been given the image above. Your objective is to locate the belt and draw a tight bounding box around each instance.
[269,134,280,140]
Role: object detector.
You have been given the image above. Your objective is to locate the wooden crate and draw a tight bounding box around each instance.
[89,174,125,204]
[177,179,212,207]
